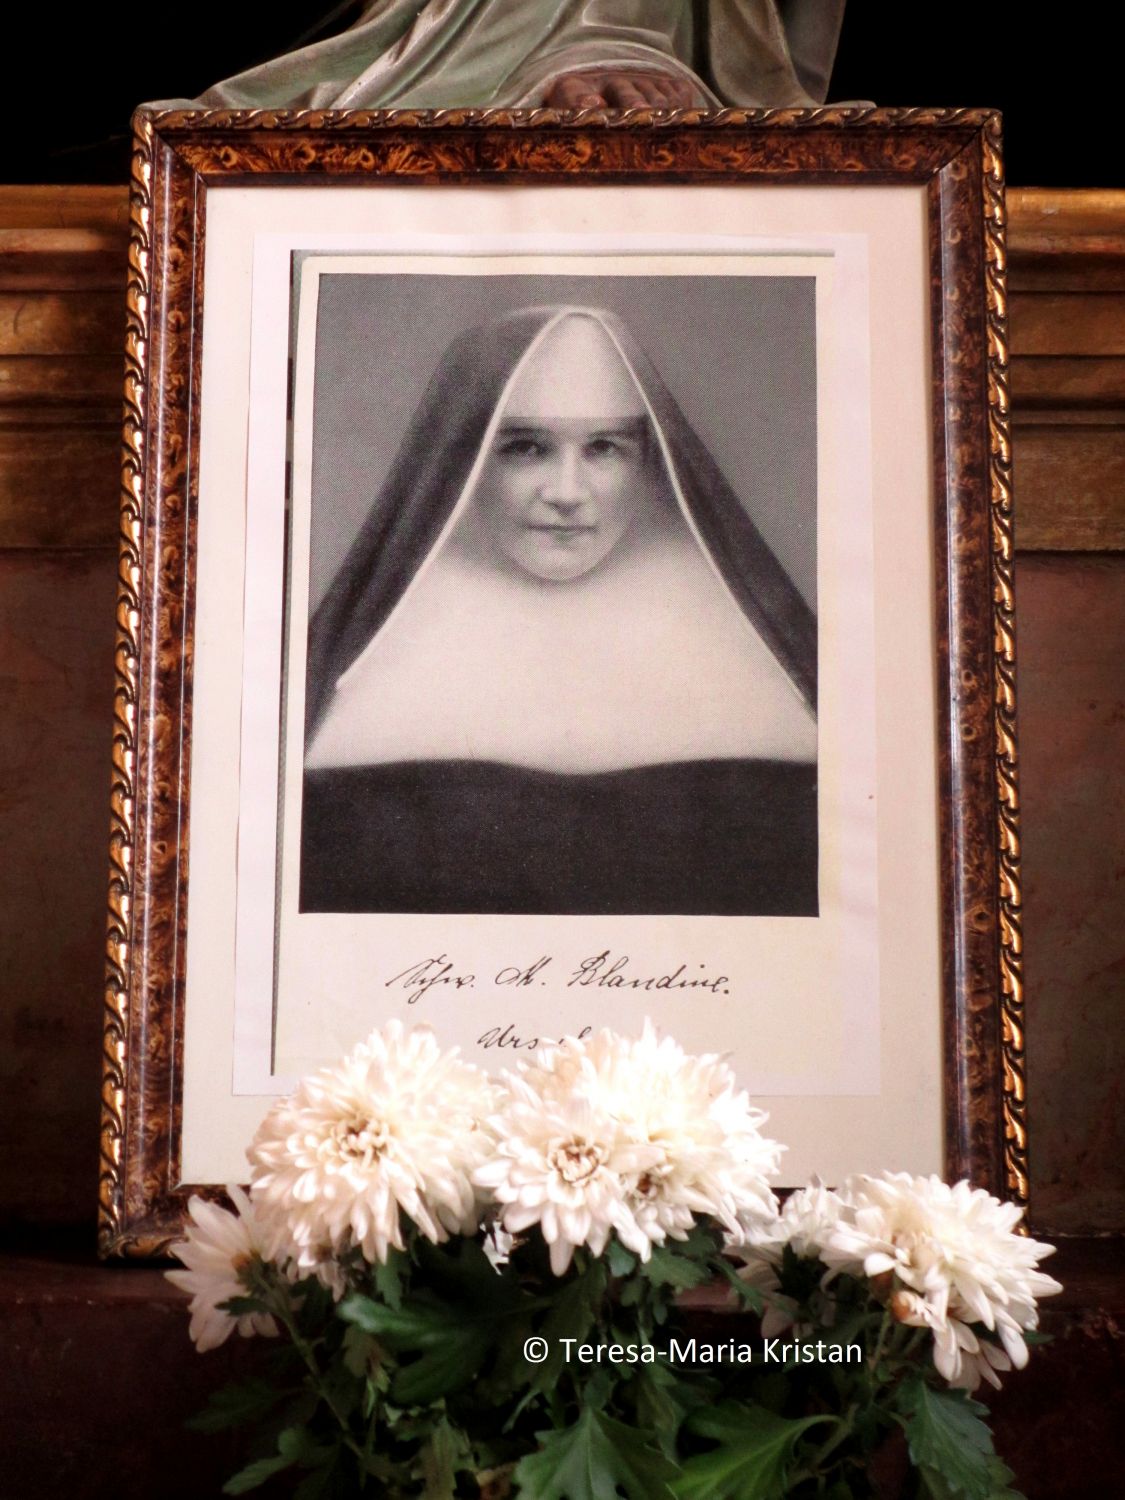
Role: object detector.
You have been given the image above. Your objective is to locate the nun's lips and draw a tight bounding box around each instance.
[526,523,597,537]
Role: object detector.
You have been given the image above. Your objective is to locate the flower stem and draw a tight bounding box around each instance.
[266,1287,372,1484]
[868,1307,893,1372]
[787,1404,858,1487]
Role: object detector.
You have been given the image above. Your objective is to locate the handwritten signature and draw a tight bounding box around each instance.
[385,950,730,1001]
[384,951,731,1054]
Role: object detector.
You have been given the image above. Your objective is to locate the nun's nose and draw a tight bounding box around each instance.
[545,497,586,518]
[541,443,591,506]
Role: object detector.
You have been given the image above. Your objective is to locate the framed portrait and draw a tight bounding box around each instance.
[99,107,1023,1256]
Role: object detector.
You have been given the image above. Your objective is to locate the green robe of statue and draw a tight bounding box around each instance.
[195,0,846,110]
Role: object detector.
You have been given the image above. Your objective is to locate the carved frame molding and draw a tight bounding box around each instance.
[98,107,1023,1257]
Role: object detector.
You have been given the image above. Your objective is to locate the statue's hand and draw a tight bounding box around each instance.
[544,71,697,110]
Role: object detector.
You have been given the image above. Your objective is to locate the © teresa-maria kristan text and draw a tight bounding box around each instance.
[528,1335,863,1366]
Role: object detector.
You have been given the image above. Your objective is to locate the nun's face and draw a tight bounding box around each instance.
[475,317,653,583]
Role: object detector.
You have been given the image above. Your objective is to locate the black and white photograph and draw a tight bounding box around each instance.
[296,272,820,917]
[213,217,885,1142]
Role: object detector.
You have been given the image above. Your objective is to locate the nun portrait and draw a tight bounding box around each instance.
[301,304,818,917]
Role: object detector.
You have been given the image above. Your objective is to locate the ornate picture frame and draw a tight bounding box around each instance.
[99,107,1020,1257]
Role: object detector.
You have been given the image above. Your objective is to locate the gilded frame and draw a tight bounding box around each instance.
[98,107,1021,1258]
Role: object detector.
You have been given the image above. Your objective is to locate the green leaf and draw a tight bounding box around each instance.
[531,1261,607,1390]
[374,1247,406,1310]
[634,1362,684,1438]
[897,1377,1002,1500]
[341,1324,380,1379]
[708,1255,764,1313]
[984,1454,1025,1499]
[187,1378,287,1433]
[417,1416,473,1500]
[606,1240,638,1278]
[633,1361,706,1456]
[279,1426,334,1462]
[672,1221,725,1260]
[919,1453,1024,1500]
[641,1246,711,1293]
[813,1304,880,1354]
[394,1322,485,1407]
[513,1407,678,1500]
[984,1458,1032,1494]
[338,1292,394,1335]
[223,1426,331,1495]
[222,1452,295,1495]
[340,1293,490,1405]
[673,1403,833,1500]
[582,1367,616,1413]
[343,1240,537,1406]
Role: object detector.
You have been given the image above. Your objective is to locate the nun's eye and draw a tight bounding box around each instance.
[584,437,623,460]
[495,435,548,460]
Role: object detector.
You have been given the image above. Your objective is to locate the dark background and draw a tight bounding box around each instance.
[2,1,1119,186]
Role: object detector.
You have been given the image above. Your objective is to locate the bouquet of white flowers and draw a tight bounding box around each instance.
[169,1023,1059,1499]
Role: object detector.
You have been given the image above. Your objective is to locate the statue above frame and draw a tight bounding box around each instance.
[189,0,847,113]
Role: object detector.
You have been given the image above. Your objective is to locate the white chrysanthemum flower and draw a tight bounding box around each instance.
[248,1022,498,1268]
[475,1082,656,1274]
[741,1178,844,1269]
[580,1023,782,1243]
[736,1179,845,1334]
[475,1023,782,1274]
[819,1173,1062,1390]
[166,1185,279,1352]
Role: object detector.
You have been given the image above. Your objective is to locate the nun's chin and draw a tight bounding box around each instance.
[502,527,623,582]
